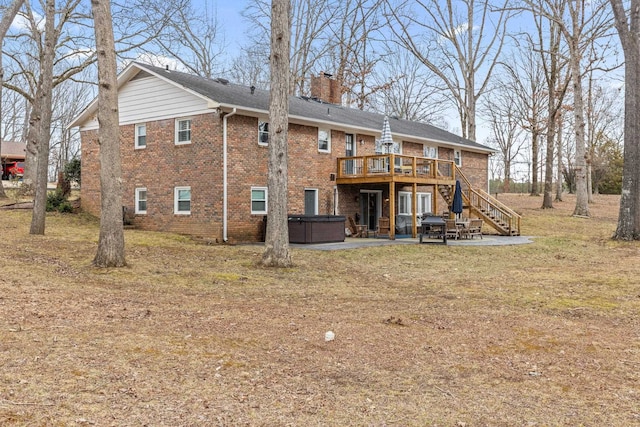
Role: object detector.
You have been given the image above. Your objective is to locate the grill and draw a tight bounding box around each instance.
[419,215,447,244]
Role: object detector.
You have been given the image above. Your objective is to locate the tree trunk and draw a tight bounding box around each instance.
[610,0,640,239]
[92,0,126,267]
[0,0,25,199]
[555,112,564,201]
[569,40,589,217]
[261,0,292,267]
[530,133,539,196]
[29,0,55,235]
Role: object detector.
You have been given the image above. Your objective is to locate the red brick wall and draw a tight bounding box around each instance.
[82,112,224,239]
[81,111,489,242]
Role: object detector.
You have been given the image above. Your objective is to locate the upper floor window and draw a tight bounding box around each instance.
[454,149,462,166]
[135,187,147,214]
[251,187,268,214]
[318,128,331,152]
[175,118,192,145]
[135,123,146,149]
[258,121,269,146]
[174,186,191,214]
[423,145,437,159]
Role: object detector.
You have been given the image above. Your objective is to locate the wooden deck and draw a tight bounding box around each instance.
[335,155,522,238]
[336,154,456,185]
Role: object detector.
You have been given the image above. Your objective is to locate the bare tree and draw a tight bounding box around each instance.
[323,0,385,110]
[520,0,572,205]
[148,0,226,78]
[374,48,447,123]
[525,0,614,215]
[262,0,291,267]
[609,0,640,240]
[242,0,332,96]
[229,46,270,88]
[2,0,181,234]
[584,69,624,198]
[28,0,56,235]
[91,0,125,267]
[482,70,527,193]
[501,39,549,196]
[0,0,25,199]
[385,0,511,141]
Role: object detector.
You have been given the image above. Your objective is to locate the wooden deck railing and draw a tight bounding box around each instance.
[337,154,455,181]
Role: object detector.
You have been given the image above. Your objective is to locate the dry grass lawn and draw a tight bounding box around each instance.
[0,192,638,426]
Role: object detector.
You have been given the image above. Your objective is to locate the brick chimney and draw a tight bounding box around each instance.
[310,72,341,104]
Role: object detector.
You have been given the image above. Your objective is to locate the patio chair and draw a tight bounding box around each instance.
[375,217,391,237]
[347,216,364,238]
[468,219,483,239]
[445,219,460,240]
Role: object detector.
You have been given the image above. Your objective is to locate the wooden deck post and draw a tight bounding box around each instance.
[389,181,395,240]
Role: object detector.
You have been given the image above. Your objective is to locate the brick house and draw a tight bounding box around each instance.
[70,62,520,243]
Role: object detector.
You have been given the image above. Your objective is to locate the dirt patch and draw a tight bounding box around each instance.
[0,194,638,425]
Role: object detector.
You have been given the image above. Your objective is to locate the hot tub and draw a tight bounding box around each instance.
[287,215,346,244]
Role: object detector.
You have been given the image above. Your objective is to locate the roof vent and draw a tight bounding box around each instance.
[250,85,255,95]
[216,78,229,85]
[165,65,169,72]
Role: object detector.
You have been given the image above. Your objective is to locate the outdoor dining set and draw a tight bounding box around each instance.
[418,213,484,244]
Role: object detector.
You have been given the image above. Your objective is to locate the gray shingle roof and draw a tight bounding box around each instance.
[137,62,493,153]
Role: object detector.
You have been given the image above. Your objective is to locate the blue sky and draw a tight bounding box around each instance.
[212,1,251,51]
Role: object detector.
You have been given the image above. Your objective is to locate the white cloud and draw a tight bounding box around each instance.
[10,11,45,33]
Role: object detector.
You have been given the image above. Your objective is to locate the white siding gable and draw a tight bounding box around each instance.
[79,75,214,130]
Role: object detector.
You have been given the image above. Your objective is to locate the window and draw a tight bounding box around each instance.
[174,186,191,214]
[135,123,147,149]
[251,187,268,214]
[417,193,432,216]
[175,118,192,145]
[304,189,318,215]
[423,145,437,158]
[258,121,269,146]
[399,192,411,215]
[135,187,147,214]
[318,129,331,152]
[398,191,432,216]
[454,149,462,166]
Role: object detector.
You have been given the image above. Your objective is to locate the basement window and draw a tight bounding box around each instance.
[251,187,268,214]
[135,187,147,214]
[174,186,191,214]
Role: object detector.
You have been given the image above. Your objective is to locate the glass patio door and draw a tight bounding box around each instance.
[359,191,380,231]
[345,134,355,175]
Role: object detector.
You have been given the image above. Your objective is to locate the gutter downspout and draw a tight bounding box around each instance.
[222,108,237,242]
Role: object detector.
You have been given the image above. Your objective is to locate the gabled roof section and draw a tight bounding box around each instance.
[70,62,494,153]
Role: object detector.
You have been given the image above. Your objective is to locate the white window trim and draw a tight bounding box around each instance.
[258,120,269,146]
[398,191,431,216]
[135,123,147,149]
[175,118,192,145]
[423,145,437,159]
[135,187,147,214]
[454,149,462,167]
[174,186,191,215]
[318,128,331,153]
[417,192,432,216]
[251,186,268,215]
[305,188,319,215]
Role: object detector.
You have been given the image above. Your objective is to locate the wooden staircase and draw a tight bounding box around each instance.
[438,167,522,236]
